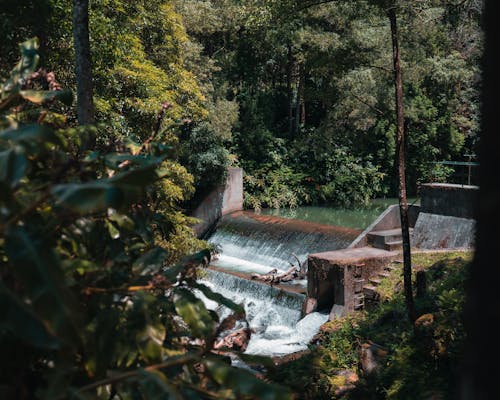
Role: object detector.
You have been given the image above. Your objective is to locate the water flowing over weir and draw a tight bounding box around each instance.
[208,211,359,274]
[200,211,360,356]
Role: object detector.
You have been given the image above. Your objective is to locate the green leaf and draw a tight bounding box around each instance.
[204,360,292,400]
[105,219,120,239]
[107,208,135,230]
[19,89,73,105]
[52,182,130,214]
[63,259,99,276]
[133,247,169,275]
[236,353,276,371]
[104,154,164,170]
[1,38,39,96]
[108,162,162,186]
[0,283,60,350]
[137,370,183,400]
[5,226,81,346]
[174,288,216,338]
[192,282,244,315]
[0,147,27,185]
[0,124,61,145]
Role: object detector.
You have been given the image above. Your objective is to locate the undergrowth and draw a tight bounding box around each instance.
[271,252,472,399]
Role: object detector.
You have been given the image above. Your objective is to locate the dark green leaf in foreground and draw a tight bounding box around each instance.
[0,147,27,185]
[52,182,128,214]
[133,247,169,275]
[0,124,60,145]
[0,283,60,350]
[5,225,81,345]
[20,89,73,105]
[174,288,216,338]
[205,359,292,400]
[137,370,183,400]
[193,282,244,316]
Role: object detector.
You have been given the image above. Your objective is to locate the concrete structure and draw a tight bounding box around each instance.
[419,183,478,219]
[412,183,478,249]
[192,167,243,237]
[306,247,398,317]
[349,204,420,249]
[306,183,477,318]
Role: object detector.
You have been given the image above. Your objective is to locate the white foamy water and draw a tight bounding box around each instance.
[197,270,328,356]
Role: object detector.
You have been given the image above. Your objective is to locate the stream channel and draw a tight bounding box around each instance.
[197,201,398,357]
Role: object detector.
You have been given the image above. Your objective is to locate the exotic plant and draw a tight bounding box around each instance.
[0,39,290,399]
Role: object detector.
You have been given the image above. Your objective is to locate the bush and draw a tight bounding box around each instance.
[0,39,290,400]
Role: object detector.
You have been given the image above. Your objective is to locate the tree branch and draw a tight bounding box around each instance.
[71,354,200,395]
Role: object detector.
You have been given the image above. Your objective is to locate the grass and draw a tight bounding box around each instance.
[270,251,473,400]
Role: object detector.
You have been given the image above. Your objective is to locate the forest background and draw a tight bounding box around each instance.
[0,0,484,398]
[1,0,483,211]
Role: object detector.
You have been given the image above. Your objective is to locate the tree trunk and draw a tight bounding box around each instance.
[300,73,306,126]
[72,0,95,140]
[388,7,415,324]
[287,45,294,137]
[295,62,303,136]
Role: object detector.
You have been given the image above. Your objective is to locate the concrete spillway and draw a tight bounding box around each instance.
[201,211,359,356]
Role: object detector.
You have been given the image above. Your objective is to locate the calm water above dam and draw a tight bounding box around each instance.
[259,198,416,229]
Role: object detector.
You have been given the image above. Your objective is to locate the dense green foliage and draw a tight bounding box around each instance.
[0,39,290,399]
[0,0,233,200]
[1,0,482,209]
[178,0,482,206]
[271,252,471,399]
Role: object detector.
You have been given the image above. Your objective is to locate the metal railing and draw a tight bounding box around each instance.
[433,157,479,186]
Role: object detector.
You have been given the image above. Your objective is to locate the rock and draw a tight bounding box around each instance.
[415,313,435,329]
[333,370,359,396]
[360,341,388,375]
[303,297,317,315]
[214,328,252,352]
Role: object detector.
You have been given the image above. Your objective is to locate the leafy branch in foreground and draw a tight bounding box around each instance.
[0,39,290,400]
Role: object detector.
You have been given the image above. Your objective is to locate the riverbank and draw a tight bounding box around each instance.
[270,251,472,399]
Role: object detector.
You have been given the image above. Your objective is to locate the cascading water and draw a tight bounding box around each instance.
[208,211,358,275]
[200,211,359,357]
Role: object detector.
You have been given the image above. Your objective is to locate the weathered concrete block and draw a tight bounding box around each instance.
[413,212,475,249]
[419,183,478,219]
[306,247,398,316]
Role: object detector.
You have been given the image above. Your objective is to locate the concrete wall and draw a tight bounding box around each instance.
[192,167,244,237]
[349,204,420,248]
[306,247,398,317]
[413,213,475,249]
[412,183,478,249]
[420,183,478,219]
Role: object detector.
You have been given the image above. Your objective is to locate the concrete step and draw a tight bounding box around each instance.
[367,228,413,250]
[369,277,382,285]
[363,285,380,300]
[384,264,398,271]
[384,240,403,251]
[378,271,391,278]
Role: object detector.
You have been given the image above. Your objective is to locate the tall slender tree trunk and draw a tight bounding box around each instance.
[388,6,415,323]
[300,69,306,126]
[295,62,303,136]
[287,45,294,137]
[72,0,95,145]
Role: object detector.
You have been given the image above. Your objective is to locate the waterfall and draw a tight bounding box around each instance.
[199,211,359,356]
[208,211,358,274]
[198,269,328,356]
